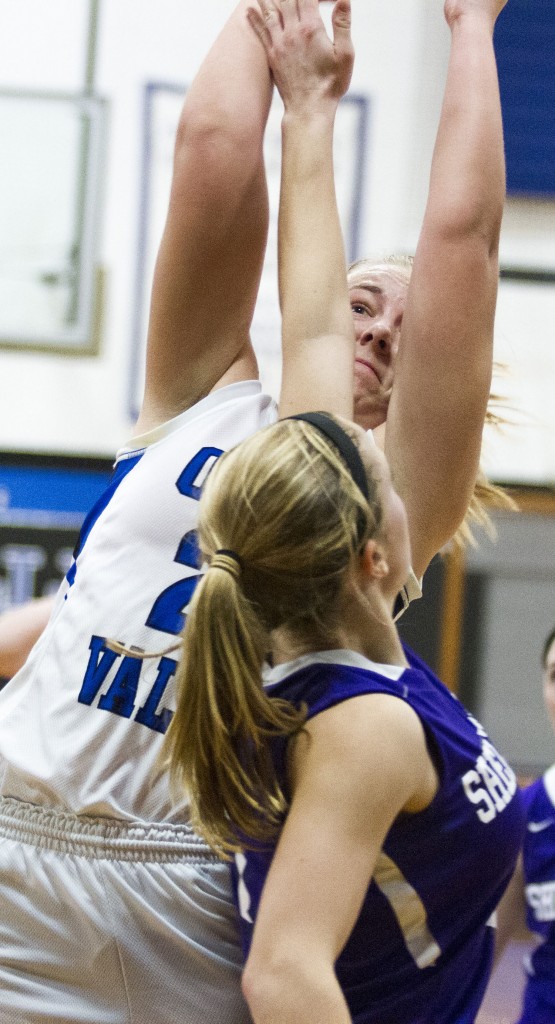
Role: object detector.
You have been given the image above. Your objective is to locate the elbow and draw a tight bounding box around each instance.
[435,204,503,261]
[242,952,306,1021]
[462,211,503,262]
[173,114,243,176]
[241,960,281,1020]
[170,108,265,208]
[175,92,264,172]
[467,206,503,261]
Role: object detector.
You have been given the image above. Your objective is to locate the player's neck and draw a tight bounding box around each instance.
[271,597,407,669]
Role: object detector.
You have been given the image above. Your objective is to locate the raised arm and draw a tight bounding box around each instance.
[135,2,273,434]
[385,0,508,579]
[248,0,355,418]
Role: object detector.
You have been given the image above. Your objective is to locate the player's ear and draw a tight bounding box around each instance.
[359,539,389,581]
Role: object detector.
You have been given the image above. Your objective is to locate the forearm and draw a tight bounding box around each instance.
[168,0,272,258]
[279,111,352,347]
[493,856,534,965]
[243,955,351,1024]
[245,0,354,415]
[424,8,505,247]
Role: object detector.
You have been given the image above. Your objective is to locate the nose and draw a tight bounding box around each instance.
[359,321,392,357]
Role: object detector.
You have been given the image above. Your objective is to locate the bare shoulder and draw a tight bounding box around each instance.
[292,691,438,821]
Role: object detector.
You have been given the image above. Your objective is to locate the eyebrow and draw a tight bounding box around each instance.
[350,284,383,295]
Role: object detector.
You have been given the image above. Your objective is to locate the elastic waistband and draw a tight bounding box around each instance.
[0,796,219,864]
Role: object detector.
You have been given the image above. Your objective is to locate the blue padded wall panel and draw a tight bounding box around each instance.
[494,3,555,197]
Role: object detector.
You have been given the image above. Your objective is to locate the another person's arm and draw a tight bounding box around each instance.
[0,596,55,679]
[493,855,536,964]
[385,0,508,580]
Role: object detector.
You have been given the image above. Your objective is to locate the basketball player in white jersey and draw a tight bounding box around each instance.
[0,4,356,1022]
[0,0,508,1019]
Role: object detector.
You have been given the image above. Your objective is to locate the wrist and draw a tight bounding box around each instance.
[281,103,338,133]
[445,6,496,36]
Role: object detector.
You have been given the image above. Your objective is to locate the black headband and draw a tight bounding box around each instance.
[286,412,369,501]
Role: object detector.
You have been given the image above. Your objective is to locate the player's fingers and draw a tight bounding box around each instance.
[246,4,273,48]
[331,0,354,61]
[298,0,320,19]
[247,0,282,46]
[258,0,283,29]
[277,0,298,28]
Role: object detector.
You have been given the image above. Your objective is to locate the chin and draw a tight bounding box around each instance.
[353,386,389,430]
[354,404,387,432]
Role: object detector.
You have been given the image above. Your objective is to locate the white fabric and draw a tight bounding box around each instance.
[394,568,423,621]
[0,381,277,823]
[543,763,555,807]
[0,798,250,1024]
[264,648,406,685]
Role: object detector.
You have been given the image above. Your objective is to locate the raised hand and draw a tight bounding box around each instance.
[246,0,354,114]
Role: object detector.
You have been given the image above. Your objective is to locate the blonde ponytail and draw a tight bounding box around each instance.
[163,562,305,858]
[162,417,380,858]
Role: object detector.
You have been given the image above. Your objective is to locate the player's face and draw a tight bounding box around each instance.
[543,638,555,733]
[348,267,409,432]
[354,426,412,596]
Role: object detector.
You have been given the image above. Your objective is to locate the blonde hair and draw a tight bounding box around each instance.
[348,253,414,281]
[347,253,516,547]
[162,417,382,858]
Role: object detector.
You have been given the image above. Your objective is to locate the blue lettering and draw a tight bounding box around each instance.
[78,639,176,733]
[78,636,119,705]
[145,574,199,636]
[135,656,176,734]
[78,448,224,730]
[175,530,200,569]
[98,656,142,718]
[176,448,222,501]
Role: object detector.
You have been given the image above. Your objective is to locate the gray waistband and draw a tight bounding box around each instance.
[0,796,219,863]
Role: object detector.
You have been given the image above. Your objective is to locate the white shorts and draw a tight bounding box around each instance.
[0,797,251,1024]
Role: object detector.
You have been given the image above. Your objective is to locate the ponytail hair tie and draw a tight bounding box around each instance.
[210,549,242,580]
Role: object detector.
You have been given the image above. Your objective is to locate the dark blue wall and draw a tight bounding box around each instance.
[495,2,555,197]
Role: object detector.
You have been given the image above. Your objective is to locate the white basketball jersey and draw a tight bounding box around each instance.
[0,381,277,823]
